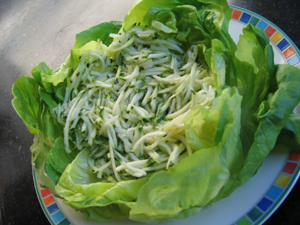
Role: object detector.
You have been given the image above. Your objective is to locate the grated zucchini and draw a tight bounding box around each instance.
[52,24,216,182]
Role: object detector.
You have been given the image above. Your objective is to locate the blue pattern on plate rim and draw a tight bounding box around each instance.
[230,5,300,225]
[32,5,300,225]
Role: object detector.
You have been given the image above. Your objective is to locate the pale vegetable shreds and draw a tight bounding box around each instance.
[11,0,300,223]
[51,25,216,182]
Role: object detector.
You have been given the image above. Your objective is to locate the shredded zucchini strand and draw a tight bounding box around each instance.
[52,25,216,182]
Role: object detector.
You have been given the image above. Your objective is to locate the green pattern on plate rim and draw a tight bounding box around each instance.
[33,170,72,225]
[33,5,300,225]
[231,5,300,225]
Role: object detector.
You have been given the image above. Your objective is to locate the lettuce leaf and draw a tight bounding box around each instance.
[55,148,150,220]
[31,61,71,94]
[11,20,124,195]
[12,75,67,195]
[213,64,300,202]
[127,87,242,223]
[54,87,242,223]
[11,0,300,223]
[12,75,41,135]
[74,21,122,48]
[44,136,80,185]
[277,113,300,150]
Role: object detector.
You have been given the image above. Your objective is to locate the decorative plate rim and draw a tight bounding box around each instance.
[230,5,300,68]
[32,5,300,225]
[33,168,71,225]
[230,5,300,225]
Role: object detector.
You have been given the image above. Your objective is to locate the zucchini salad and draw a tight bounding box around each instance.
[52,25,216,182]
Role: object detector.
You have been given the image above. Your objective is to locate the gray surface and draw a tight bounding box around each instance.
[0,0,299,224]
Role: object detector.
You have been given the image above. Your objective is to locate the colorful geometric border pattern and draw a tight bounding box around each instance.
[33,171,72,225]
[233,152,300,225]
[230,5,300,225]
[33,154,300,225]
[230,5,300,68]
[33,5,300,225]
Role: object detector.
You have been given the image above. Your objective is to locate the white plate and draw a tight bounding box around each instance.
[33,4,300,225]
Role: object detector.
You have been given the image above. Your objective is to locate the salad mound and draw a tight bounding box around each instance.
[11,0,300,223]
[51,24,216,182]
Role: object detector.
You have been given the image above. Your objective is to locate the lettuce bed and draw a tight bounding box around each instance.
[12,0,300,223]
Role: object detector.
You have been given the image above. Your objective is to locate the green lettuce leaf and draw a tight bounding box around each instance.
[128,87,242,223]
[74,21,122,48]
[234,24,275,111]
[12,75,41,135]
[80,204,130,222]
[11,19,127,195]
[123,0,232,31]
[227,24,275,154]
[12,71,68,195]
[124,0,236,95]
[55,148,150,221]
[277,113,300,150]
[70,41,99,70]
[31,61,71,94]
[44,136,80,185]
[213,64,300,201]
[11,0,300,223]
[124,0,234,48]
